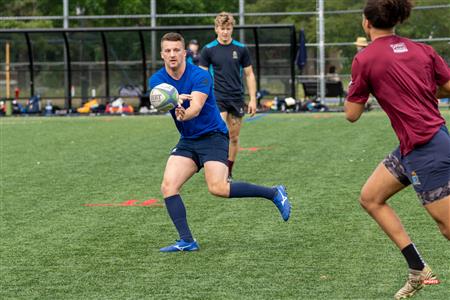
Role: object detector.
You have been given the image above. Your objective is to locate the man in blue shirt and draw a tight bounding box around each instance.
[200,12,257,180]
[150,32,291,252]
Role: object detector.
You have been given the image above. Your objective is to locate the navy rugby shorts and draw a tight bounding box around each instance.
[171,131,229,171]
[383,125,450,205]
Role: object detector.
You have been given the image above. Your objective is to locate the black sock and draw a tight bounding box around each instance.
[164,195,194,243]
[401,243,425,271]
[229,181,277,200]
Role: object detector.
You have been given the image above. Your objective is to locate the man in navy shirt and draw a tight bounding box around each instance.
[149,33,291,252]
[200,12,257,180]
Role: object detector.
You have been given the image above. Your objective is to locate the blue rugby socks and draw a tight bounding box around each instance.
[164,194,194,243]
[164,184,278,241]
[229,181,277,200]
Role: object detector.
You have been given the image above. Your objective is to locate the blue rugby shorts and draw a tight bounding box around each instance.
[383,125,450,205]
[171,131,229,171]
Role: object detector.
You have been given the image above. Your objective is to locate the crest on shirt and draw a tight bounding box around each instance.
[232,51,238,59]
[390,43,408,53]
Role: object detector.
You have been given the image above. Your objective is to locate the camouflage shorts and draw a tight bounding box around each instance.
[383,147,450,205]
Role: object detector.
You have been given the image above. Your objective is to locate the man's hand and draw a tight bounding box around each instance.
[247,98,257,117]
[175,94,191,121]
[175,91,207,121]
[175,105,186,121]
[178,94,192,105]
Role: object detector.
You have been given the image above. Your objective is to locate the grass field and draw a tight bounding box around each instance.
[1,111,449,299]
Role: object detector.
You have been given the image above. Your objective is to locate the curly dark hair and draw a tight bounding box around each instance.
[363,0,413,29]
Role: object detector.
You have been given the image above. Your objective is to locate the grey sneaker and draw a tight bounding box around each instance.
[394,265,439,299]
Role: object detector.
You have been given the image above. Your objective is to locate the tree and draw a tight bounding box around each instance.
[1,0,448,70]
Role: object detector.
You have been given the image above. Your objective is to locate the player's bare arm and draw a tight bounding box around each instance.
[436,80,450,98]
[344,100,365,122]
[244,66,257,116]
[175,91,207,121]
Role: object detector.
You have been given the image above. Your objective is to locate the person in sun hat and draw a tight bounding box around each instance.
[354,36,369,52]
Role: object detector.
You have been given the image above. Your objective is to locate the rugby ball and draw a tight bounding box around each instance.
[150,83,179,112]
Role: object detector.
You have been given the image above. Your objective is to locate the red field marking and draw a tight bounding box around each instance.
[312,114,332,119]
[239,147,272,152]
[100,118,115,122]
[83,198,163,207]
[138,199,163,206]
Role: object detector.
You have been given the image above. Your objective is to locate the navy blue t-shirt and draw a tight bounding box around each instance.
[199,39,252,102]
[149,63,228,139]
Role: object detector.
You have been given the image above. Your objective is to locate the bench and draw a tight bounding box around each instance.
[301,80,346,104]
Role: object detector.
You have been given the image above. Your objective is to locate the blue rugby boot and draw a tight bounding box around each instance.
[272,185,291,221]
[159,239,199,252]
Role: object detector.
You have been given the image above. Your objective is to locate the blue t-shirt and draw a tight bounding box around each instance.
[199,39,252,102]
[186,49,200,66]
[149,63,228,139]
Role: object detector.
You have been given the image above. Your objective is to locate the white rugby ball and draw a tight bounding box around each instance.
[150,83,179,112]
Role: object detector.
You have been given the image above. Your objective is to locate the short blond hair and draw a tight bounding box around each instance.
[215,12,235,27]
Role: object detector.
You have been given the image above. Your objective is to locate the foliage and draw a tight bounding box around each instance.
[0,0,448,73]
[244,0,449,73]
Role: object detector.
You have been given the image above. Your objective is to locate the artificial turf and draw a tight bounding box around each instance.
[1,111,449,299]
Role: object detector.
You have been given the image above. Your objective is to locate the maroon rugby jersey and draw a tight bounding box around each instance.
[347,35,450,155]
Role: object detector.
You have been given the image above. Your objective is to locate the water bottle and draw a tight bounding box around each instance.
[45,100,53,116]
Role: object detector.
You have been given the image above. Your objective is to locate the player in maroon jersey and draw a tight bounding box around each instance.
[345,0,450,299]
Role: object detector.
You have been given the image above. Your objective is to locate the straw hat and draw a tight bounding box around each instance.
[354,37,368,47]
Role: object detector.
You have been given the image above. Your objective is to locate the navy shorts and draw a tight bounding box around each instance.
[216,99,245,118]
[383,126,450,205]
[171,132,229,171]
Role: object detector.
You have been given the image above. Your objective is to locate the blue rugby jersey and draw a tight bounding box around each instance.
[149,63,228,139]
[199,39,252,102]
